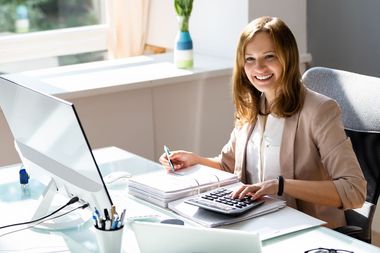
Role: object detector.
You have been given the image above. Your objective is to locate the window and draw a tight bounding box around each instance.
[0,0,104,33]
[0,0,107,73]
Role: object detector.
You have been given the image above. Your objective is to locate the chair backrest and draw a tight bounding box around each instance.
[372,195,380,246]
[302,67,380,243]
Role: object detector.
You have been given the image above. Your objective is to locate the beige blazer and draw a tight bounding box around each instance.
[217,88,367,228]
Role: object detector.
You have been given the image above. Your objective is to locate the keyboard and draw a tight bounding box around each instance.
[185,188,265,215]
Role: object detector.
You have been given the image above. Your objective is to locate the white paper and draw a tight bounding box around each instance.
[128,164,239,206]
[168,194,286,228]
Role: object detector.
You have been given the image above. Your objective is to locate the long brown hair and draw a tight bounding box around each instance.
[232,16,305,126]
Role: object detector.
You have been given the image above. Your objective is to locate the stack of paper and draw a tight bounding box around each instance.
[128,164,239,208]
[168,183,287,227]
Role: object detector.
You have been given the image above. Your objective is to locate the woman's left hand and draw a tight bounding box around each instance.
[231,179,279,200]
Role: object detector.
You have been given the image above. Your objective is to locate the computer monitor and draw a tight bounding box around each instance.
[0,75,113,229]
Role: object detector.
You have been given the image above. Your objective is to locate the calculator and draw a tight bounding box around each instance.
[185,188,265,215]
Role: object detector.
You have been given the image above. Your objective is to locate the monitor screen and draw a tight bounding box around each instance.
[0,76,113,220]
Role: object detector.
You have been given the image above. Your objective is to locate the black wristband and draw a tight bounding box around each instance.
[277,175,284,196]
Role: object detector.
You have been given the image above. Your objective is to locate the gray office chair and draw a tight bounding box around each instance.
[302,67,380,245]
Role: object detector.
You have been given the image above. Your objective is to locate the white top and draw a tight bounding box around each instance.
[246,113,285,184]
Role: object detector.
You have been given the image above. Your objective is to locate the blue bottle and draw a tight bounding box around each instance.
[174,16,194,69]
[19,167,30,190]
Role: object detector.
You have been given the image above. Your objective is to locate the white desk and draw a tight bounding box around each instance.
[0,147,379,253]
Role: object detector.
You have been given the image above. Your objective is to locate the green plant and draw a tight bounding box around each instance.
[174,0,193,17]
[174,0,193,32]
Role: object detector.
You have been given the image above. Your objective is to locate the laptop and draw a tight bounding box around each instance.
[132,221,262,253]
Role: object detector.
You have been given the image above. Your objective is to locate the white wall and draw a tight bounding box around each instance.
[147,0,250,59]
[147,0,307,59]
[190,0,250,59]
[308,0,380,78]
[251,0,307,55]
[146,0,177,50]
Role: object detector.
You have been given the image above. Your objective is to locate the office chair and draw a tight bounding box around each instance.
[302,67,380,245]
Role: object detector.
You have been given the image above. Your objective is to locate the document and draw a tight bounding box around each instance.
[128,164,239,207]
[167,182,325,240]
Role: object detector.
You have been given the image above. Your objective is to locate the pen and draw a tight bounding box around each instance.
[164,145,175,172]
[94,207,101,219]
[111,215,119,230]
[111,205,116,220]
[99,217,105,230]
[92,215,99,228]
[105,219,111,230]
[119,209,126,228]
[104,208,110,221]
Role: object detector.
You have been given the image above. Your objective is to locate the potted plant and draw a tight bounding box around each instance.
[173,0,194,69]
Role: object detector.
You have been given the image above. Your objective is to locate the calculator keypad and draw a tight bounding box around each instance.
[185,188,264,215]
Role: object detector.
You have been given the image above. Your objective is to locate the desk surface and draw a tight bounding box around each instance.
[0,147,378,253]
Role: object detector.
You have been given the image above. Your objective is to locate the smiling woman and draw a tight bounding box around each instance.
[158,16,366,230]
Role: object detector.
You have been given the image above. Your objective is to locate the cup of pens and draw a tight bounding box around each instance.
[93,206,126,253]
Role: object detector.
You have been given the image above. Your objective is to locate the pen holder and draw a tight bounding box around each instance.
[95,225,124,253]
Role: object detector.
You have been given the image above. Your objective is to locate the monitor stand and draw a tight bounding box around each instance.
[32,179,91,230]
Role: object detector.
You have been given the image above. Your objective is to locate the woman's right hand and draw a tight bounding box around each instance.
[159,150,199,172]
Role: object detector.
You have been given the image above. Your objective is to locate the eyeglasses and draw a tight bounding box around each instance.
[304,248,354,253]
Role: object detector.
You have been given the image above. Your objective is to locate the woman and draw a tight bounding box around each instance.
[159,16,366,228]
